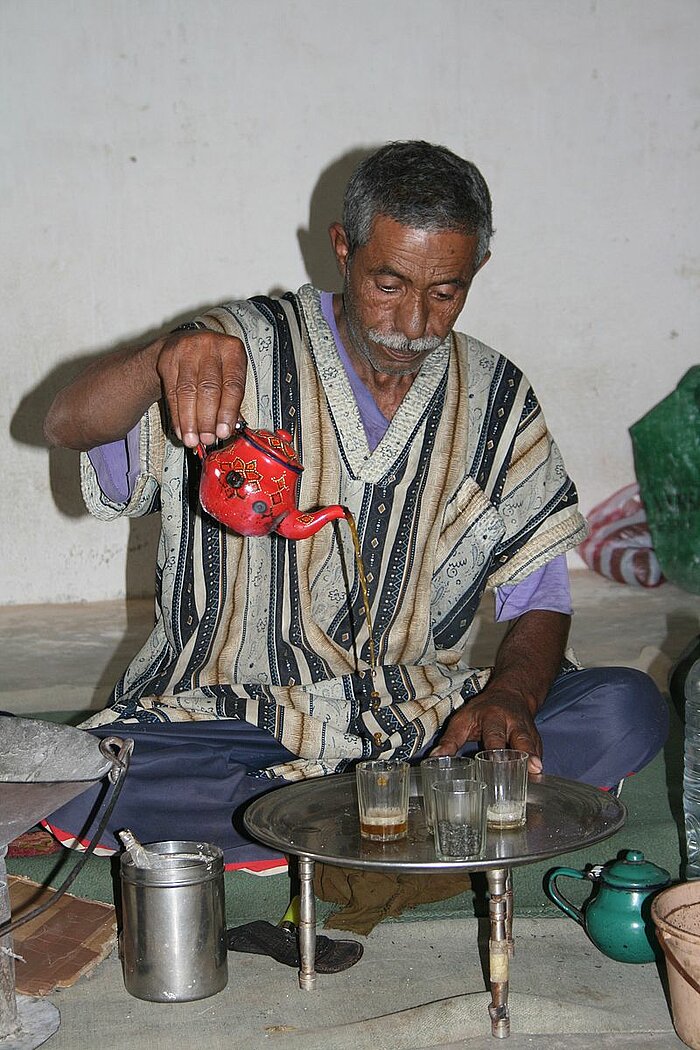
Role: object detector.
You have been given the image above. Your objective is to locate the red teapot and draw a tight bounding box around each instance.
[195,420,347,540]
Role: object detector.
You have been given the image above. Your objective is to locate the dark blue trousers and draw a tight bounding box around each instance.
[46,666,668,869]
[452,666,669,787]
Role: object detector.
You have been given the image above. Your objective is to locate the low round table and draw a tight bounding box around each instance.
[244,771,625,1040]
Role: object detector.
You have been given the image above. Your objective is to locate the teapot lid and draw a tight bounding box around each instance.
[242,426,303,473]
[602,849,671,890]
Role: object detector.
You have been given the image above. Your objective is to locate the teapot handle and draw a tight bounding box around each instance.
[545,867,588,926]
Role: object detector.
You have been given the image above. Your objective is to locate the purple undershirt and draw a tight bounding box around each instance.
[319,292,391,453]
[87,292,572,622]
[87,425,141,505]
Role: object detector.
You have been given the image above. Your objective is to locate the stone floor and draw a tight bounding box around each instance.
[1,569,699,1050]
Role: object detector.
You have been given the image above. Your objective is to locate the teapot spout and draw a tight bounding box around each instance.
[276,505,347,540]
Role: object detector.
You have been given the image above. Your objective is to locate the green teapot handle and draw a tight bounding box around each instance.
[545,867,587,925]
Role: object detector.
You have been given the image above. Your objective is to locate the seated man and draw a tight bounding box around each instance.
[43,141,669,871]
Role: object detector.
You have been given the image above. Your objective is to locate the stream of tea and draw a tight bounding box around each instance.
[343,509,380,699]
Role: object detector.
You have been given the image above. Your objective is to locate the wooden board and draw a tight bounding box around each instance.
[8,874,117,996]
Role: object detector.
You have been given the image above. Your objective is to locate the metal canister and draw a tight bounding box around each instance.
[120,839,228,1002]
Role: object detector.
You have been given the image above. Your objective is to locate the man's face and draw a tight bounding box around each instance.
[331,214,489,377]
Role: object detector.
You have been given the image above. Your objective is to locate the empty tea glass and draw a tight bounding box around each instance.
[420,756,474,832]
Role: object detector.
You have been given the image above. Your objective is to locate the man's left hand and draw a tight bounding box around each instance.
[429,687,544,775]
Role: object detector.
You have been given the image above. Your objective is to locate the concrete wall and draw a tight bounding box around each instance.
[2,0,698,604]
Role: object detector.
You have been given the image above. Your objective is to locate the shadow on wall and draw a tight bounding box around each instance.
[9,309,217,603]
[8,144,382,604]
[296,145,378,292]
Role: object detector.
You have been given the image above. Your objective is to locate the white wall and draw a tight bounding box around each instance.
[2,0,698,604]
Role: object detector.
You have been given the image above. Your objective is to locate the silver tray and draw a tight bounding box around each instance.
[244,771,626,873]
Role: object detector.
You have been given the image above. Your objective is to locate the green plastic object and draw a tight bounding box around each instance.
[630,366,700,594]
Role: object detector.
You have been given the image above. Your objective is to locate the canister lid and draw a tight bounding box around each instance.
[120,839,224,886]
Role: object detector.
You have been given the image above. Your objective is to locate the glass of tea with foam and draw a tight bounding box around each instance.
[356,759,410,842]
[475,749,529,829]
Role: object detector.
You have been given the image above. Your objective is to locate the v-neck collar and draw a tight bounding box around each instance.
[297,284,450,484]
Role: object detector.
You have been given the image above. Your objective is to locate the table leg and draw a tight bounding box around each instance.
[486,866,511,1039]
[297,855,317,991]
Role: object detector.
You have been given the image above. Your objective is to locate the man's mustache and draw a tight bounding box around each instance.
[367,329,444,354]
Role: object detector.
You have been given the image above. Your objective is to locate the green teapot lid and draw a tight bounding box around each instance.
[602,850,671,889]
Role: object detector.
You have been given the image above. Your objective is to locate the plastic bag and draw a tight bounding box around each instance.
[578,483,665,587]
[630,366,700,595]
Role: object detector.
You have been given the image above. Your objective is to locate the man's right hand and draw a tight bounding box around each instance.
[155,329,247,448]
[44,327,248,452]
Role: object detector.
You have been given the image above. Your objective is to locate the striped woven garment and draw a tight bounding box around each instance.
[79,285,587,781]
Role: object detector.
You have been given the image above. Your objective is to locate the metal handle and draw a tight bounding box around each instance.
[100,735,134,783]
[545,867,587,925]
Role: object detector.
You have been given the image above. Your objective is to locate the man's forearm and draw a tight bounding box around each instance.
[44,340,164,450]
[488,609,571,715]
[45,326,249,452]
[430,608,571,762]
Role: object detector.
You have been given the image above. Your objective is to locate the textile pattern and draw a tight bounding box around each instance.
[79,285,588,780]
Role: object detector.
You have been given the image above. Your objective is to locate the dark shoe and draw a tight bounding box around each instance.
[226,919,363,973]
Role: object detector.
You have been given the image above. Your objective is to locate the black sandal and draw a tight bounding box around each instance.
[226,919,363,973]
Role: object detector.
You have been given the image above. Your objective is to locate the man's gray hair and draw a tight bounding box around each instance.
[343,140,494,267]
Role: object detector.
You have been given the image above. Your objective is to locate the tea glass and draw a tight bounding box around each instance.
[420,756,474,832]
[432,778,487,861]
[355,760,410,842]
[475,749,529,829]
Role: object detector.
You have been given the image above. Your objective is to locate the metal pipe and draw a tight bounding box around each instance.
[505,867,514,958]
[487,866,511,1039]
[297,855,317,990]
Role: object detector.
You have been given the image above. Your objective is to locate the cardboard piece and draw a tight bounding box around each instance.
[8,874,117,996]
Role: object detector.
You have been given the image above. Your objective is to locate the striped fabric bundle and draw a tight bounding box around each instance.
[579,483,665,587]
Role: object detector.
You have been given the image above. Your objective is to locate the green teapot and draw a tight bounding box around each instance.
[545,850,671,963]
